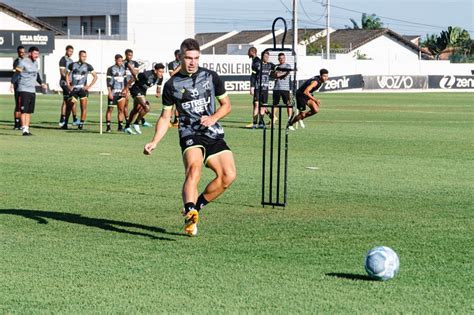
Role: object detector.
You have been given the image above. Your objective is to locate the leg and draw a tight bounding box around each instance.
[106,106,113,131]
[292,99,319,125]
[182,148,204,206]
[117,98,126,130]
[201,151,236,203]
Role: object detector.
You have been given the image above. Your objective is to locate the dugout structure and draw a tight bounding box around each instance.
[259,17,297,208]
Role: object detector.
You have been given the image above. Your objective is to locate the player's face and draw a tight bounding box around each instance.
[79,52,87,63]
[29,50,39,61]
[126,52,133,61]
[263,53,269,63]
[182,50,199,74]
[66,48,73,57]
[278,55,286,64]
[17,48,25,58]
[321,73,329,82]
[116,57,123,66]
[154,68,165,78]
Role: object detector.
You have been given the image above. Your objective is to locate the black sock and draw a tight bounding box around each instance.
[196,194,209,211]
[15,118,20,127]
[253,116,258,124]
[106,121,111,129]
[184,202,195,214]
[141,118,146,124]
[59,115,65,123]
[118,121,123,129]
[73,115,77,121]
[125,121,130,128]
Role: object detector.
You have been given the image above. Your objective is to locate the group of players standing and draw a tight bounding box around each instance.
[10,45,182,135]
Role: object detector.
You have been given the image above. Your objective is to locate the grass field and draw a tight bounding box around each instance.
[0,92,472,313]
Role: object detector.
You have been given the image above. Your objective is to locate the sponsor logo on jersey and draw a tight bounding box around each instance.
[182,97,211,113]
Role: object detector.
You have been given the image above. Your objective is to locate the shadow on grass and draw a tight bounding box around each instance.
[326,272,378,282]
[0,209,187,241]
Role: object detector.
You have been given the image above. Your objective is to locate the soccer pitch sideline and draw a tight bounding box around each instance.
[0,93,472,313]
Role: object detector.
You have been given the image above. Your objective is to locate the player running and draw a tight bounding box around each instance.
[58,45,79,127]
[64,50,97,130]
[123,63,164,135]
[105,54,128,132]
[288,68,329,128]
[144,38,236,236]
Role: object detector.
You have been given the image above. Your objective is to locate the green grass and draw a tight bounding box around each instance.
[0,92,473,313]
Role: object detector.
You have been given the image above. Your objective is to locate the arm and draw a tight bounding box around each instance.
[155,85,161,98]
[85,71,98,91]
[65,64,73,90]
[169,65,181,77]
[143,108,172,155]
[304,81,320,103]
[201,95,231,127]
[106,68,113,99]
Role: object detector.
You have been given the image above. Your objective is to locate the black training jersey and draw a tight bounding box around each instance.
[250,56,261,88]
[67,62,94,89]
[130,70,163,95]
[124,59,140,82]
[167,60,180,73]
[11,57,22,88]
[259,62,275,91]
[59,55,73,81]
[106,64,127,94]
[297,75,324,95]
[162,67,227,140]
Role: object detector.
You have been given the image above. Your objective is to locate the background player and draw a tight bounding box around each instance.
[167,49,181,127]
[105,54,128,132]
[124,63,165,135]
[143,38,236,236]
[247,47,261,128]
[288,68,329,128]
[64,50,97,130]
[272,52,293,128]
[10,45,25,130]
[58,45,79,128]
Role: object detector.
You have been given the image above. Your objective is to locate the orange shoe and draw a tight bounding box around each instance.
[183,209,199,236]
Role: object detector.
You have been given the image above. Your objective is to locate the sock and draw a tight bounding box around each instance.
[15,118,20,127]
[253,115,258,124]
[118,121,123,129]
[258,116,264,125]
[141,118,146,124]
[195,194,209,211]
[59,115,65,123]
[184,202,195,214]
[106,121,111,129]
[73,115,77,121]
[22,126,28,132]
[80,120,84,124]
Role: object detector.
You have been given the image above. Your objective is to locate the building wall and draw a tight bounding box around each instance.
[0,11,38,31]
[354,35,420,61]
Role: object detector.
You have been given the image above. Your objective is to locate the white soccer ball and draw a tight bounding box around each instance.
[365,246,400,281]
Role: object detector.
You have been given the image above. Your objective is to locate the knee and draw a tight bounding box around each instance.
[221,169,237,189]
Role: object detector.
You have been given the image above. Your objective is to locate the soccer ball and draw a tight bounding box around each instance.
[365,246,400,281]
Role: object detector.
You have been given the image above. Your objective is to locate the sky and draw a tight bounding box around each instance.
[195,0,474,38]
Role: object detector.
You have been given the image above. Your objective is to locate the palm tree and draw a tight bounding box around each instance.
[346,13,384,30]
[422,26,472,59]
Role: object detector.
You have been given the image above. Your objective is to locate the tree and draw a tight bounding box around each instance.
[421,26,472,60]
[345,13,384,30]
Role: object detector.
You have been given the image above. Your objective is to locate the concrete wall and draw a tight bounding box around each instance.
[354,35,420,62]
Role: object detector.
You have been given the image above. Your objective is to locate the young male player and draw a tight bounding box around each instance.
[288,68,329,127]
[105,54,128,132]
[247,47,261,128]
[14,46,47,136]
[10,45,25,130]
[273,52,293,127]
[144,38,237,236]
[58,45,79,127]
[123,63,164,135]
[64,50,97,130]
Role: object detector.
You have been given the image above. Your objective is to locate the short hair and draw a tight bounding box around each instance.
[278,52,285,58]
[320,68,329,75]
[28,46,39,53]
[79,50,86,55]
[174,49,180,56]
[180,38,200,55]
[125,49,133,55]
[248,47,257,54]
[154,62,165,70]
[65,45,73,51]
[17,45,24,52]
[115,54,123,60]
